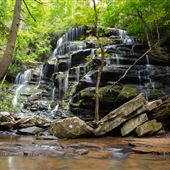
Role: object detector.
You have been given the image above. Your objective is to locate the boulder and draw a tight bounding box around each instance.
[121,113,148,136]
[95,93,146,136]
[135,119,163,137]
[49,117,94,138]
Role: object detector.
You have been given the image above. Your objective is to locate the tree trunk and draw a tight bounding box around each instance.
[0,0,22,80]
[92,0,105,122]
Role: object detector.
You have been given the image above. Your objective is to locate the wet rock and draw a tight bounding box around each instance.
[0,122,14,129]
[14,116,49,129]
[80,85,121,102]
[71,49,91,66]
[70,85,121,120]
[31,101,51,111]
[49,117,94,138]
[15,117,36,129]
[121,113,148,136]
[35,116,49,127]
[36,135,58,140]
[0,112,14,122]
[0,112,10,117]
[115,84,138,106]
[17,126,44,135]
[149,89,166,100]
[95,93,146,136]
[65,143,102,150]
[28,91,50,101]
[0,112,15,130]
[43,58,55,79]
[135,119,163,137]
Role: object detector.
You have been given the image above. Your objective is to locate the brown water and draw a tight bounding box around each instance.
[0,134,170,170]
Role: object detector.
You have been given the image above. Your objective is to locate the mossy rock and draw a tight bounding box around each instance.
[115,84,138,106]
[149,89,166,100]
[135,119,163,137]
[79,85,121,103]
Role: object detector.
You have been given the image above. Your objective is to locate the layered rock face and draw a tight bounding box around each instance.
[11,26,170,138]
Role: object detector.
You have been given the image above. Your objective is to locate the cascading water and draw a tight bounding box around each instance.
[13,26,170,117]
[118,29,134,44]
[75,66,80,81]
[13,69,32,107]
[16,69,32,84]
[115,54,120,65]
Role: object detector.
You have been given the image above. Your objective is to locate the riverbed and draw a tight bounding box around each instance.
[0,134,170,170]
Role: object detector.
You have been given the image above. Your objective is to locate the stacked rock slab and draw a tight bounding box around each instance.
[121,113,148,136]
[95,93,146,136]
[93,93,164,137]
[136,119,163,136]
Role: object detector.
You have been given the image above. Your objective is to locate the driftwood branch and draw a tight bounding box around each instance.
[23,0,36,22]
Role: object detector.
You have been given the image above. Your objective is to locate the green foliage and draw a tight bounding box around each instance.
[0,82,18,112]
[102,0,170,41]
[0,0,169,80]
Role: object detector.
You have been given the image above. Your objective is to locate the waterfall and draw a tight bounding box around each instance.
[146,55,150,65]
[75,66,80,81]
[118,29,134,44]
[39,65,44,80]
[64,71,69,92]
[138,71,141,84]
[12,85,31,107]
[83,63,88,75]
[115,54,120,65]
[16,69,32,84]
[58,77,63,100]
[51,104,59,114]
[91,49,96,59]
[13,69,32,107]
[52,87,56,101]
[54,26,87,56]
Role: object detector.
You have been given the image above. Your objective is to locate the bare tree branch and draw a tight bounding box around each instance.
[33,0,44,5]
[23,0,36,22]
[114,42,159,85]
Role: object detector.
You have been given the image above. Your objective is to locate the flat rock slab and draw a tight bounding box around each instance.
[17,127,44,135]
[145,99,162,111]
[36,135,58,140]
[95,93,146,136]
[121,113,148,136]
[132,146,170,154]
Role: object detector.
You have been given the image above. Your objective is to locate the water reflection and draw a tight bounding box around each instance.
[0,154,168,170]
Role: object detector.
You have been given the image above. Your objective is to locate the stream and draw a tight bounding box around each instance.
[0,134,170,170]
